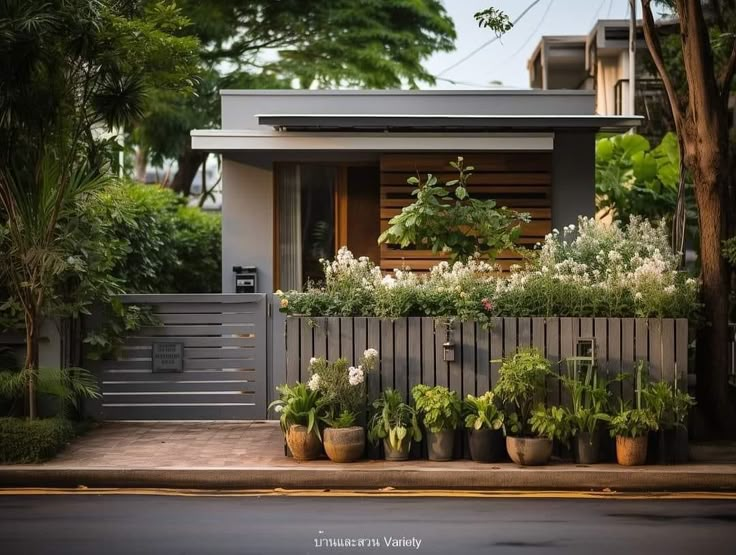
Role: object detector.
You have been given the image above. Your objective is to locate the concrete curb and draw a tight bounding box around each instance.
[2,465,736,491]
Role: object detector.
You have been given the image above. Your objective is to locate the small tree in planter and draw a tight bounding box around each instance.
[269,383,327,461]
[367,389,422,461]
[463,392,505,462]
[412,385,462,461]
[309,349,379,463]
[493,347,555,466]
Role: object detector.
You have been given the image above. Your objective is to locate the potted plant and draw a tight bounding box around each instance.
[269,383,326,461]
[463,392,505,462]
[311,349,378,463]
[367,388,422,461]
[412,384,462,461]
[560,361,612,464]
[609,402,658,466]
[530,405,572,453]
[641,379,695,464]
[494,347,555,466]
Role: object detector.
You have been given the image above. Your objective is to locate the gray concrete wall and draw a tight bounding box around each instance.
[221,90,596,130]
[551,130,596,229]
[221,159,274,294]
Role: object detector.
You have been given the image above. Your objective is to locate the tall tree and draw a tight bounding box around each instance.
[133,0,457,195]
[0,0,198,418]
[640,0,736,432]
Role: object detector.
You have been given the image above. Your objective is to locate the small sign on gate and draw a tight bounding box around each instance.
[152,342,184,373]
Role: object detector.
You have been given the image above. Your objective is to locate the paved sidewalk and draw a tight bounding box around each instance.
[2,422,736,491]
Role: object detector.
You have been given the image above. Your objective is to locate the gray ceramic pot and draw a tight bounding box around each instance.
[506,436,553,466]
[574,431,600,465]
[468,428,506,463]
[427,429,455,461]
[383,438,410,461]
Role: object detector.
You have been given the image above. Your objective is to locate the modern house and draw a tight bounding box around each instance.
[191,90,641,294]
[528,18,735,138]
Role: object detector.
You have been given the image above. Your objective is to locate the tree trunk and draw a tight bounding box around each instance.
[169,145,207,196]
[134,146,148,183]
[23,309,40,420]
[692,164,734,435]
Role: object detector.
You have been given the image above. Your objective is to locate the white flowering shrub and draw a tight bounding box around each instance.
[308,349,379,426]
[278,218,699,320]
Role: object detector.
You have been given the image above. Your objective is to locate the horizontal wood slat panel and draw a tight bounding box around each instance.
[380,153,552,172]
[379,152,552,273]
[381,172,551,185]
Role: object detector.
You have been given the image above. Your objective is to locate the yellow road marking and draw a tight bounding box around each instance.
[1,488,736,500]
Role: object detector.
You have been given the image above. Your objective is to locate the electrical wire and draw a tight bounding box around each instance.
[502,0,556,63]
[437,0,544,77]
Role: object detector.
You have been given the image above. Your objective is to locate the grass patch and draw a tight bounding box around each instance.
[0,417,79,464]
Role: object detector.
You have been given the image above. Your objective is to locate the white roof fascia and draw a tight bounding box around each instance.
[190,131,555,152]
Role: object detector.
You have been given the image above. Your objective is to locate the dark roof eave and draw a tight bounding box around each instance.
[257,114,643,131]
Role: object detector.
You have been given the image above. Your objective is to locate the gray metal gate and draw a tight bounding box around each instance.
[87,294,268,420]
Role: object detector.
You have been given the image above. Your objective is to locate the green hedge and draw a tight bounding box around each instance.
[0,418,76,464]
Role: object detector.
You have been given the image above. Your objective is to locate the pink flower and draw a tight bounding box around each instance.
[481,298,494,312]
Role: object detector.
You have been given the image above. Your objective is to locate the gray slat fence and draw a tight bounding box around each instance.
[284,317,688,407]
[86,294,268,421]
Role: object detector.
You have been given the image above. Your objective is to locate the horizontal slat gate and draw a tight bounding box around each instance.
[86,294,268,421]
[285,317,687,407]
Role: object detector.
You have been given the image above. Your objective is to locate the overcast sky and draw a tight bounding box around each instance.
[424,0,632,89]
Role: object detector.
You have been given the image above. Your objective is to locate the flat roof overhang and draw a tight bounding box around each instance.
[255,113,642,131]
[191,131,557,152]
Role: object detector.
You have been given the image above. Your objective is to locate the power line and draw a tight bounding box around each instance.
[503,0,556,63]
[437,0,544,77]
[589,0,607,27]
[606,0,615,18]
[434,76,527,89]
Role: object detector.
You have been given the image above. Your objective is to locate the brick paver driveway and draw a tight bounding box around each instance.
[46,422,285,468]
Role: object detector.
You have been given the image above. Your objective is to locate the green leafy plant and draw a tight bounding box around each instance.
[559,359,612,441]
[411,384,462,433]
[0,417,76,464]
[530,405,572,446]
[0,367,100,418]
[322,409,357,429]
[493,347,552,437]
[268,383,326,440]
[378,157,529,263]
[608,404,658,439]
[463,392,504,431]
[367,389,422,451]
[640,379,695,430]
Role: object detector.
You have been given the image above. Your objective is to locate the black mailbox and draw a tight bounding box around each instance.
[233,265,257,293]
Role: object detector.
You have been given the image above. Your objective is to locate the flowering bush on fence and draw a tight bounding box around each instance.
[276,217,698,320]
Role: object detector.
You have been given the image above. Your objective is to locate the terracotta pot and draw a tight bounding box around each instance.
[616,435,648,466]
[468,428,506,463]
[506,436,553,466]
[427,430,455,461]
[574,431,600,465]
[383,438,410,461]
[286,424,322,461]
[323,426,365,463]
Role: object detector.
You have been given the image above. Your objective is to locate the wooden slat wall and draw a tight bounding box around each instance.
[285,317,688,408]
[85,294,268,421]
[379,152,553,272]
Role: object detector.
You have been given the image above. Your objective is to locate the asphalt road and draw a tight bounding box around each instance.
[1,494,735,555]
